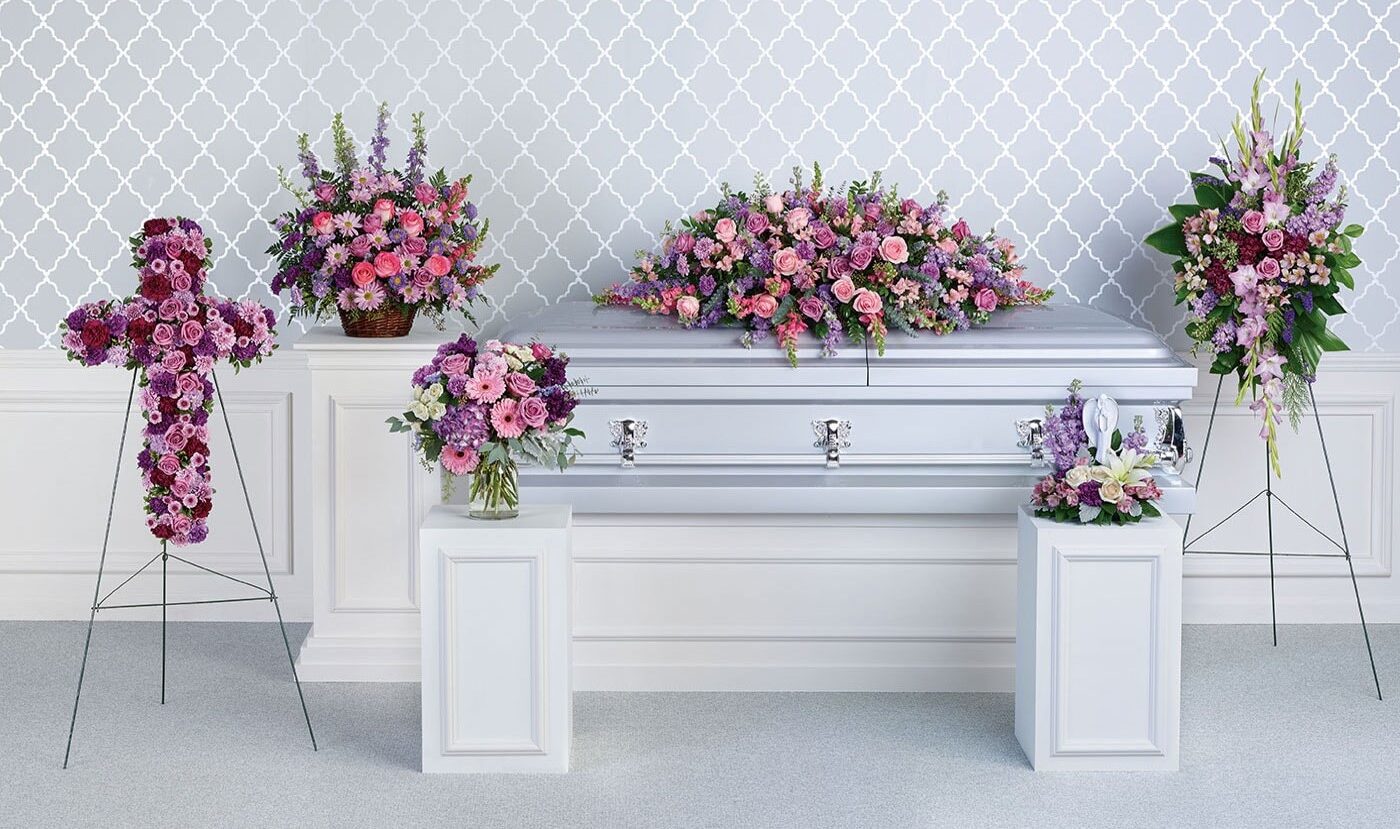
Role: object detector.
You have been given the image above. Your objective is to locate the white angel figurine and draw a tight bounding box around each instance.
[1081,393,1119,464]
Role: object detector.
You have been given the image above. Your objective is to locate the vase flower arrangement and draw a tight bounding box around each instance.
[60,218,277,545]
[1029,381,1164,525]
[268,104,499,337]
[1145,74,1360,475]
[595,164,1050,366]
[387,335,589,519]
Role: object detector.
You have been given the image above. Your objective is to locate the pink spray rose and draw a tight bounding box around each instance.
[752,294,779,319]
[530,342,553,361]
[878,235,909,264]
[831,277,857,303]
[974,288,998,312]
[951,219,970,241]
[172,273,193,292]
[518,396,549,429]
[852,288,883,316]
[714,217,737,243]
[773,247,801,276]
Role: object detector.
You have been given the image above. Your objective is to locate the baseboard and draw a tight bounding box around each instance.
[572,663,1014,692]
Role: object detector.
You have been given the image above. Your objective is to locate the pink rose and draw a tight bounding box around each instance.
[764,194,785,214]
[848,245,875,271]
[518,396,549,429]
[157,454,180,475]
[714,218,737,243]
[827,256,852,280]
[440,354,470,376]
[852,288,883,316]
[745,212,769,235]
[785,207,811,232]
[974,288,998,311]
[951,219,970,241]
[672,233,695,254]
[676,295,700,319]
[773,247,801,276]
[373,199,395,222]
[425,254,452,277]
[412,269,434,287]
[811,223,837,249]
[506,372,537,397]
[180,320,203,345]
[863,201,882,221]
[832,277,857,304]
[177,373,199,394]
[414,182,438,204]
[530,342,553,361]
[347,235,372,258]
[311,211,335,236]
[1256,257,1281,280]
[374,251,401,277]
[798,295,825,320]
[315,183,336,203]
[172,273,193,292]
[399,210,424,237]
[1241,210,1266,235]
[752,293,779,319]
[162,350,186,371]
[937,238,958,254]
[152,323,175,347]
[1262,228,1285,251]
[402,236,428,257]
[362,213,383,234]
[351,261,377,287]
[879,235,909,264]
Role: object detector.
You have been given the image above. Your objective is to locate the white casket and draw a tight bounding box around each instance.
[504,302,1198,515]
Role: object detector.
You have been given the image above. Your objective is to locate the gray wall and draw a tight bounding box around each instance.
[1,0,1394,350]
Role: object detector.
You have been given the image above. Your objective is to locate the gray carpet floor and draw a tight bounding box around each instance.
[2,621,1397,828]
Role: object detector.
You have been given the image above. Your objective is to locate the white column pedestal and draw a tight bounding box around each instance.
[1014,506,1182,771]
[419,504,573,773]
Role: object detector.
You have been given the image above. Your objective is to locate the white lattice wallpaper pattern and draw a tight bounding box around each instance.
[1,0,1396,350]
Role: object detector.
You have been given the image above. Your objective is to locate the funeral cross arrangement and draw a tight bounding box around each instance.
[1145,74,1360,475]
[268,104,498,332]
[1029,381,1164,525]
[60,218,277,546]
[595,164,1051,365]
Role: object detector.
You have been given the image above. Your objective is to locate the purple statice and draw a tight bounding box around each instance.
[1190,289,1218,319]
[432,402,488,449]
[1298,291,1314,313]
[1282,307,1296,344]
[1309,156,1338,204]
[1211,320,1236,352]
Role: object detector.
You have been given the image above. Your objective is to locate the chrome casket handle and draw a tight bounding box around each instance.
[609,418,647,468]
[812,419,852,469]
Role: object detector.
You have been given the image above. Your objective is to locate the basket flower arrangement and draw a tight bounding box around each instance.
[1144,74,1361,475]
[268,104,498,337]
[387,335,590,519]
[595,164,1050,365]
[59,218,277,545]
[1030,382,1164,525]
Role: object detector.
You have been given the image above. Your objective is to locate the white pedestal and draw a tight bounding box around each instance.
[293,328,458,681]
[1014,506,1182,771]
[419,504,573,773]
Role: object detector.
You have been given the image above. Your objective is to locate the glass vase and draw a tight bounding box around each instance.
[468,458,519,520]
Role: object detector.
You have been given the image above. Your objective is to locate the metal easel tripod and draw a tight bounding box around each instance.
[1182,373,1382,700]
[62,369,317,767]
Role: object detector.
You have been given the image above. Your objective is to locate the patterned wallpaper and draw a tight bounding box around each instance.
[1,0,1396,350]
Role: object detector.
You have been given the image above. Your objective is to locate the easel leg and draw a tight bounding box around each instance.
[1182,374,1225,547]
[64,370,137,769]
[1309,384,1382,700]
[212,371,318,749]
[1265,444,1276,646]
[161,542,168,705]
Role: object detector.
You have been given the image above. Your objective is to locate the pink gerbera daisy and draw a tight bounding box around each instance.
[440,446,479,476]
[352,282,385,310]
[465,370,505,403]
[490,398,526,439]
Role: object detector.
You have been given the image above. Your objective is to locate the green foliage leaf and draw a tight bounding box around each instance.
[1143,223,1188,257]
[1168,204,1200,221]
[1332,267,1354,290]
[1343,224,1365,238]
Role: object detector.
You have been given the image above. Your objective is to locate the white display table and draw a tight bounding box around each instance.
[419,504,573,773]
[1014,506,1182,771]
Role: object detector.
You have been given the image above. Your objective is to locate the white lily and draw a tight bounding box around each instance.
[1100,447,1157,487]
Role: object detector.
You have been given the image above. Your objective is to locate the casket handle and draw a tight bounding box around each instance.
[609,418,648,468]
[1015,417,1047,466]
[1151,405,1191,476]
[813,419,852,469]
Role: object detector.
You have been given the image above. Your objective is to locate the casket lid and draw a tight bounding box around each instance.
[505,302,1193,392]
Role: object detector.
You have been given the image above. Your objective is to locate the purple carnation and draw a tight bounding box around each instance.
[1077,481,1102,507]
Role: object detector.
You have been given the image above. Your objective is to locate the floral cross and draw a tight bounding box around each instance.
[61,218,276,546]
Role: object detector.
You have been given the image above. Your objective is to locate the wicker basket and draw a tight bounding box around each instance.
[338,307,417,338]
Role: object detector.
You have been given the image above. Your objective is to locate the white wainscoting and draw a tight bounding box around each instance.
[0,350,311,621]
[0,351,1396,691]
